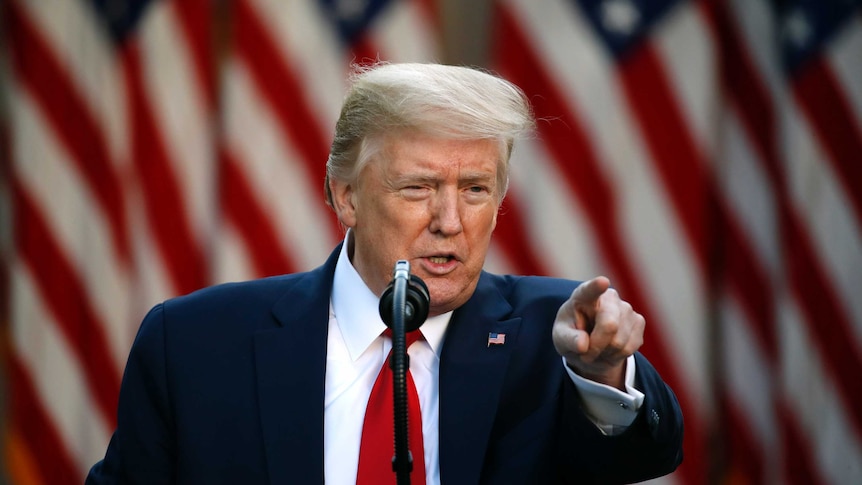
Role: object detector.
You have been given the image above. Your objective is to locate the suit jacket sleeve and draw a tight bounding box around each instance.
[86,303,176,484]
[556,352,684,483]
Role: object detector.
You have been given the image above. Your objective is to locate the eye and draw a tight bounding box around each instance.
[463,184,494,202]
[467,185,490,194]
[400,185,431,200]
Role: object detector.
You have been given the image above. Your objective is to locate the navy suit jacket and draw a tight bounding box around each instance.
[87,246,683,484]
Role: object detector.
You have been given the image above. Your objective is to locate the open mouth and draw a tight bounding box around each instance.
[428,255,453,264]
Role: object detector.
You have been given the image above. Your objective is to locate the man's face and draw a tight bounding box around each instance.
[331,132,501,316]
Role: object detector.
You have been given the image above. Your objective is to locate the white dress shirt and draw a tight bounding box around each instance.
[323,239,643,484]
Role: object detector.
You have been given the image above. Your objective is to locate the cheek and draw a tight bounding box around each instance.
[366,203,426,250]
[381,199,434,231]
[358,196,397,228]
[467,205,499,232]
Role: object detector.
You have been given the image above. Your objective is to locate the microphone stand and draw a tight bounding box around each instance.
[380,261,429,485]
[389,261,413,485]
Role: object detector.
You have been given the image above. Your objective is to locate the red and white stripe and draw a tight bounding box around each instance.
[493,0,862,483]
[5,0,214,482]
[6,0,440,480]
[7,0,861,483]
[716,1,862,482]
[214,0,440,285]
[493,0,721,482]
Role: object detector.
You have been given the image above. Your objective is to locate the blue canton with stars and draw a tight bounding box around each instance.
[88,0,155,44]
[318,0,397,47]
[86,0,399,48]
[776,0,862,74]
[573,0,684,60]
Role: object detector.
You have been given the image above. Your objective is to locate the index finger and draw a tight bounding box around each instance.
[572,276,611,308]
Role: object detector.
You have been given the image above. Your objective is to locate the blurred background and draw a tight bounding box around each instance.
[1,0,861,483]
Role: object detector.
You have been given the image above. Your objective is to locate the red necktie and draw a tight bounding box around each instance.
[357,330,426,484]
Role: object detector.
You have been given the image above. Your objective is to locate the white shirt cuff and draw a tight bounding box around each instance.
[563,354,644,435]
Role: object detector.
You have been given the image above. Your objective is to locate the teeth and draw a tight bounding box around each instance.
[429,256,449,264]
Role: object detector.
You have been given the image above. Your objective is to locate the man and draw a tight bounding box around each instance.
[87,63,683,484]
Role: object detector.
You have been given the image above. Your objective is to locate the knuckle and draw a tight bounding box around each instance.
[610,335,627,352]
[602,319,619,335]
[628,335,644,354]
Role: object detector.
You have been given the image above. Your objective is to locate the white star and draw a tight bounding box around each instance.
[336,0,366,23]
[784,9,812,49]
[600,0,641,36]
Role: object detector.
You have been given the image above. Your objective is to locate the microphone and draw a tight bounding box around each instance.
[378,263,430,332]
[377,261,429,484]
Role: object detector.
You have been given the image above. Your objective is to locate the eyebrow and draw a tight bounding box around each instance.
[390,172,496,187]
[458,172,496,184]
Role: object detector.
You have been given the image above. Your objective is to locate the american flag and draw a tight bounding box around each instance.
[493,0,862,483]
[2,0,861,484]
[487,332,507,346]
[2,0,438,482]
[4,1,218,481]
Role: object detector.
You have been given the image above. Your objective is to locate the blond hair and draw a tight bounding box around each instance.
[324,63,535,207]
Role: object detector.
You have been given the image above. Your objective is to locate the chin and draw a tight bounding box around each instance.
[428,293,470,316]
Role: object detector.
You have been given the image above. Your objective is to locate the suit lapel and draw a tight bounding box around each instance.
[254,248,338,484]
[438,273,521,484]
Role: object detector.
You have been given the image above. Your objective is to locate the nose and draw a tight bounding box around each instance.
[429,187,463,236]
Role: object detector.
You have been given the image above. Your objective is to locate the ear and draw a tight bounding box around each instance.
[329,177,357,228]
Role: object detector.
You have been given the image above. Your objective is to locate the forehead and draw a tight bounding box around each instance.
[378,133,501,176]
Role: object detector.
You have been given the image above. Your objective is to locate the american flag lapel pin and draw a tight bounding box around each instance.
[487,332,506,347]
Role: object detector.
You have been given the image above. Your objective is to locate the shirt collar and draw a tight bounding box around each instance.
[331,231,451,361]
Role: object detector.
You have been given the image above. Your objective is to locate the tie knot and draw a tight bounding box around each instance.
[383,328,422,348]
